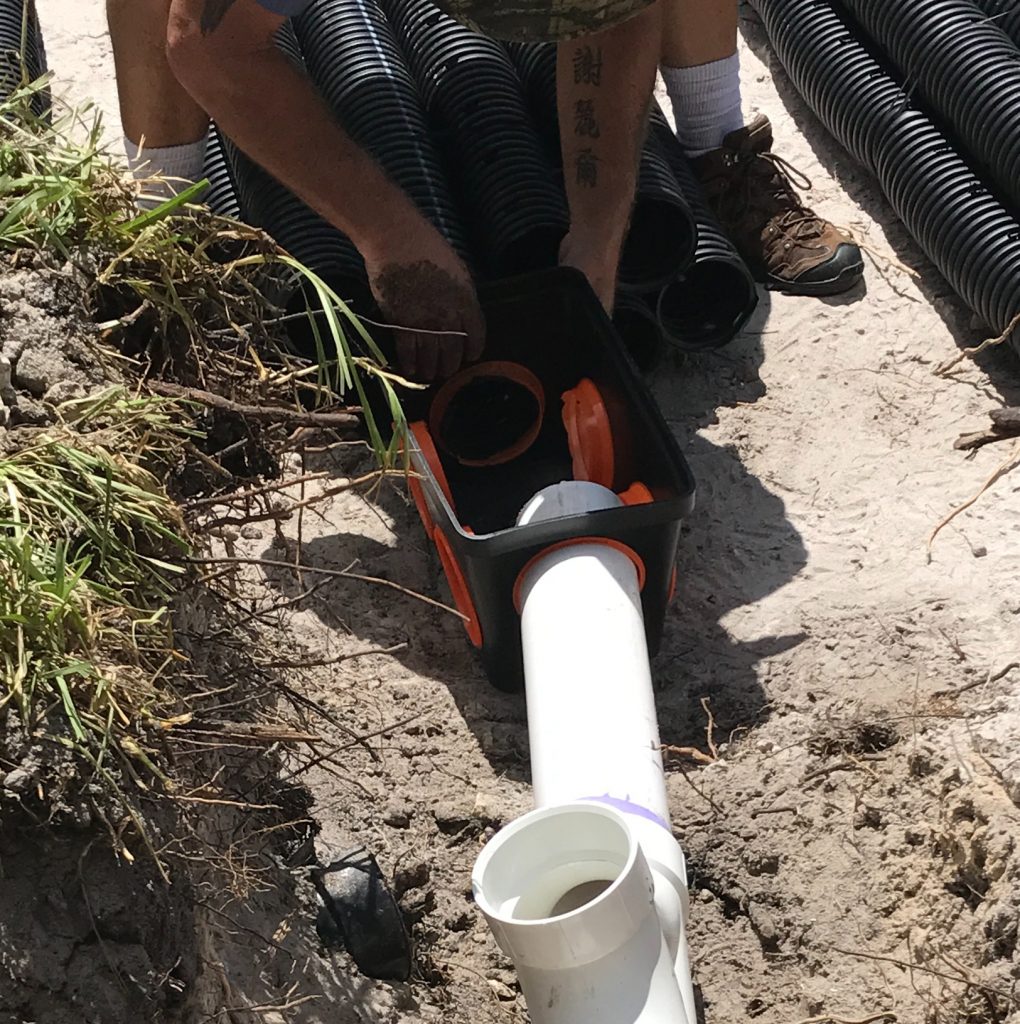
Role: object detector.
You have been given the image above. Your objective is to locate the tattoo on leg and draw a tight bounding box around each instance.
[200,0,239,34]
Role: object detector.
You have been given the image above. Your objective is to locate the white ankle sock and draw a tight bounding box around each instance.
[124,133,209,207]
[661,53,744,158]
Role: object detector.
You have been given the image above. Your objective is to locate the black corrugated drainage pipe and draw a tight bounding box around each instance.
[0,0,47,115]
[294,0,472,266]
[619,133,699,293]
[202,125,241,219]
[838,0,1020,212]
[505,40,558,153]
[650,108,759,351]
[382,0,569,277]
[971,0,1020,50]
[748,0,1020,351]
[612,292,665,372]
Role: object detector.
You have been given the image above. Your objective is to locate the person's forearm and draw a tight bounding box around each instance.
[167,4,434,266]
[556,3,663,255]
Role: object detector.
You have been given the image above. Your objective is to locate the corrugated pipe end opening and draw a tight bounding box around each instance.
[658,260,757,351]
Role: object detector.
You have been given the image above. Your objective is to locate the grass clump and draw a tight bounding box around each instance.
[1,390,191,783]
[0,70,410,819]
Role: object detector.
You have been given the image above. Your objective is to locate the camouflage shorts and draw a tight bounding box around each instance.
[434,0,657,42]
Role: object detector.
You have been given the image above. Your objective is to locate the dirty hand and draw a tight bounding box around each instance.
[559,230,624,316]
[366,232,485,383]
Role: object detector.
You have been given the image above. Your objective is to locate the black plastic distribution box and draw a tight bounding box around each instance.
[399,267,695,691]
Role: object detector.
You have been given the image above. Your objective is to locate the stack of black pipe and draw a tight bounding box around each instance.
[294,0,472,265]
[381,0,568,277]
[651,109,760,353]
[0,0,48,116]
[202,126,241,219]
[748,0,1020,354]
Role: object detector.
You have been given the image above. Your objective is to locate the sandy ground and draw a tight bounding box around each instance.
[27,2,1020,1023]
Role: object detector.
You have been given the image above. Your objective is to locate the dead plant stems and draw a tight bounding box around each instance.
[794,1014,896,1024]
[936,310,1020,375]
[185,471,330,510]
[927,440,1020,555]
[261,642,408,670]
[185,554,464,619]
[148,381,360,430]
[823,943,1018,1005]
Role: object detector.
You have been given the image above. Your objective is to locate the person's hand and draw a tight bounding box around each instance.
[366,228,485,383]
[559,229,621,314]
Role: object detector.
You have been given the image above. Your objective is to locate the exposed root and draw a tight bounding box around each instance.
[936,311,1020,376]
[927,441,1020,556]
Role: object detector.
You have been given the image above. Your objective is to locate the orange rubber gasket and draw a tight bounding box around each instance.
[512,537,647,614]
[668,564,678,603]
[561,378,615,488]
[618,481,654,506]
[433,527,483,648]
[429,361,545,468]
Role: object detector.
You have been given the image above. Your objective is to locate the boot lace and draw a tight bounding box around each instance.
[721,147,824,241]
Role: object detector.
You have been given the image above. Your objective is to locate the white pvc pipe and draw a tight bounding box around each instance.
[472,482,696,1024]
[516,482,668,822]
[472,803,690,1024]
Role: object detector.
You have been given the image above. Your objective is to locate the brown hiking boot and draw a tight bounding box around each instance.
[692,115,864,296]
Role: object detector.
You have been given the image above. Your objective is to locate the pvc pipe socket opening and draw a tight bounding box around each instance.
[474,804,636,924]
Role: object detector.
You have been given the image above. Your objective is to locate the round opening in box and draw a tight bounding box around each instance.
[430,361,545,467]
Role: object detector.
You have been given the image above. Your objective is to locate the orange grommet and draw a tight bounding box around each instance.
[512,537,647,614]
[561,378,615,489]
[618,481,654,506]
[430,361,545,467]
[433,527,483,648]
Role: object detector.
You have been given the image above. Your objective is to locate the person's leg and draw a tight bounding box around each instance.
[557,1,663,311]
[660,0,741,157]
[660,0,864,295]
[107,0,209,194]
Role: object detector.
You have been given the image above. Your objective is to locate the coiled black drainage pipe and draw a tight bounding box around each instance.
[294,0,472,266]
[0,0,47,114]
[505,41,558,153]
[382,0,568,277]
[971,0,1020,49]
[202,125,241,219]
[748,0,1020,348]
[838,0,1020,213]
[650,109,758,351]
[619,134,698,293]
[612,293,665,372]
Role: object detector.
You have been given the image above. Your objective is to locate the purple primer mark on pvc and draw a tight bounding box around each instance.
[580,795,671,832]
